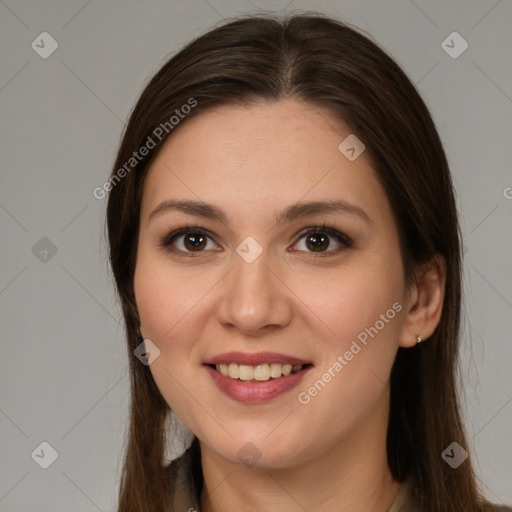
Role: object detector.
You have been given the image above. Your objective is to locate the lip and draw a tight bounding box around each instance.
[204,353,313,404]
[203,351,311,366]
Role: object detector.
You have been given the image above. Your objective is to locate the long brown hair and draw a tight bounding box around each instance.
[107,13,489,512]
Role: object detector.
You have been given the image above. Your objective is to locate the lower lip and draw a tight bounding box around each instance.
[205,365,311,404]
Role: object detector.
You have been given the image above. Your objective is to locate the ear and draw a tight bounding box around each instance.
[139,325,146,339]
[398,255,446,348]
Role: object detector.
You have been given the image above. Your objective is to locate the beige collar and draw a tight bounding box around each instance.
[388,480,415,512]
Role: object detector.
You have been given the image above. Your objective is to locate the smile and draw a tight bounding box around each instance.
[203,352,313,403]
[213,363,304,381]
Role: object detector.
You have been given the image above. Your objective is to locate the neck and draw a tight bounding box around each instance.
[199,393,401,512]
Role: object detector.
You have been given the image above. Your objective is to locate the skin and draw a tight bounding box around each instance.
[134,98,445,512]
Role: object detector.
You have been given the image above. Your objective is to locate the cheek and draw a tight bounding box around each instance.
[293,270,404,439]
[134,250,210,342]
[291,257,404,346]
[290,254,405,408]
[134,255,208,414]
[133,251,220,401]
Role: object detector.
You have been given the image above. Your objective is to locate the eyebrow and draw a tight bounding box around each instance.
[274,199,372,225]
[148,199,372,225]
[149,199,228,223]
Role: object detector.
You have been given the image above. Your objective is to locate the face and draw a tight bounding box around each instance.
[134,98,411,468]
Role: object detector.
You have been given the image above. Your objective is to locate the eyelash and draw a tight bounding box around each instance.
[159,223,353,258]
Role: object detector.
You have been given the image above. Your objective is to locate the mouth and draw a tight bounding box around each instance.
[203,352,313,403]
[208,362,311,381]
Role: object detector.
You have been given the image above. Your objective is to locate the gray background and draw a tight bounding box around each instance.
[1,0,511,510]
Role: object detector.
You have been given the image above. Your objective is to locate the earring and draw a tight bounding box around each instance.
[416,334,422,344]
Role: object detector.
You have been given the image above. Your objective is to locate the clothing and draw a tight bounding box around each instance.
[164,440,511,511]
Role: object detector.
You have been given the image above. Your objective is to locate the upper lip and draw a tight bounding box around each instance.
[204,351,311,366]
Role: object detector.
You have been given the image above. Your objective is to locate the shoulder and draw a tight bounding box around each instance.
[390,480,512,512]
[483,505,512,512]
[164,438,203,510]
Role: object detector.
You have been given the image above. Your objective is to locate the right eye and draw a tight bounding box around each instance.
[160,226,221,257]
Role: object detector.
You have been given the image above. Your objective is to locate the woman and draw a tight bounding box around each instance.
[106,13,511,512]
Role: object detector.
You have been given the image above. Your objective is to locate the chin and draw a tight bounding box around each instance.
[206,434,307,470]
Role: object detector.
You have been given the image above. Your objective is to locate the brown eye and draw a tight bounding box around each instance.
[183,232,207,251]
[160,227,219,255]
[292,226,352,255]
[305,233,330,252]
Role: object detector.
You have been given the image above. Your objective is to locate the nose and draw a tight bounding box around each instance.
[215,249,292,336]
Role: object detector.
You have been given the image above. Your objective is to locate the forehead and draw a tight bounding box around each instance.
[141,98,390,225]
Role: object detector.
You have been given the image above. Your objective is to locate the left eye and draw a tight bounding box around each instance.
[292,227,351,254]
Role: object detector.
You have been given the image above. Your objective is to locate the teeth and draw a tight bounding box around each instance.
[215,363,304,381]
[254,364,269,381]
[228,363,239,379]
[282,364,292,376]
[270,363,282,378]
[239,365,254,381]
